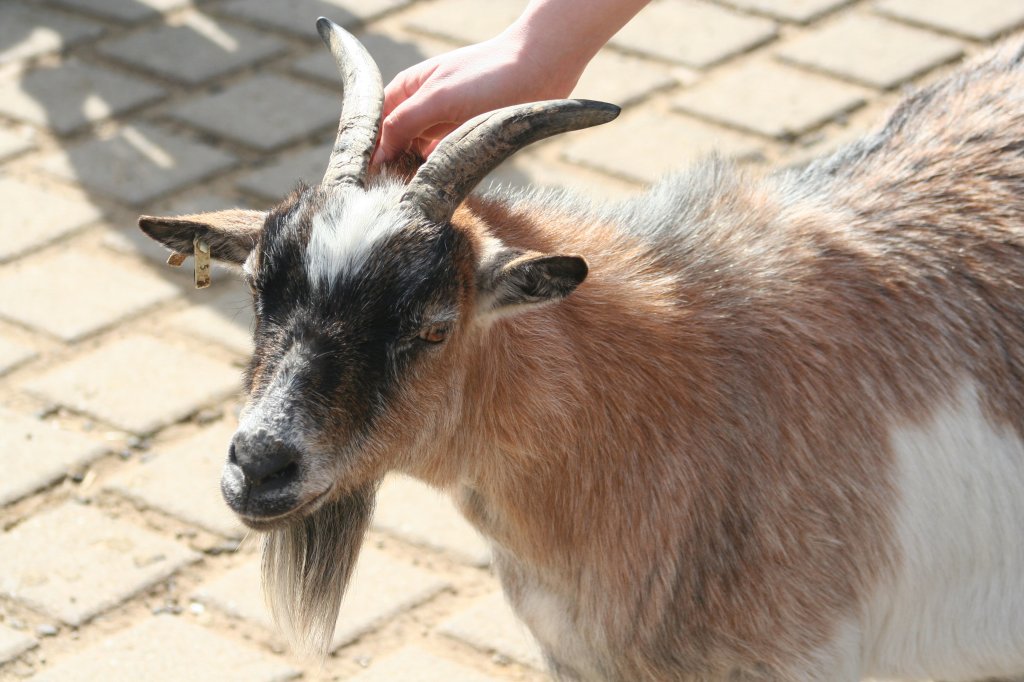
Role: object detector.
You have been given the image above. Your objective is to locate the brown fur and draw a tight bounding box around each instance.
[369,43,1024,679]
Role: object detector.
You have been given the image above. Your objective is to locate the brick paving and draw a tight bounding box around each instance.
[0,61,166,135]
[0,625,37,668]
[0,178,101,262]
[96,18,288,85]
[192,547,452,651]
[0,1,1013,679]
[777,13,965,89]
[0,409,106,507]
[167,74,340,151]
[27,617,299,682]
[104,419,246,538]
[35,123,238,205]
[0,129,34,163]
[0,503,200,626]
[438,592,545,670]
[0,250,179,341]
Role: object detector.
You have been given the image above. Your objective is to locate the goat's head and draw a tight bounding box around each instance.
[138,18,617,653]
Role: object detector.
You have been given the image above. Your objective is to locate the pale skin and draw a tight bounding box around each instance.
[372,0,651,165]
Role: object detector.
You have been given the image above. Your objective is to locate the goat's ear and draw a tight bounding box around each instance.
[478,248,588,316]
[138,209,266,265]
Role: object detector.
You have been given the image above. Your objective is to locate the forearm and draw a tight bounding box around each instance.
[505,0,651,78]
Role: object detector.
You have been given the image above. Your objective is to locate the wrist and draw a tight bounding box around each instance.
[500,18,593,97]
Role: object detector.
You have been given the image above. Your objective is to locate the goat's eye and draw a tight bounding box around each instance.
[418,324,449,344]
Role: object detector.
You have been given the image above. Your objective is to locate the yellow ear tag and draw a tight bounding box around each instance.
[194,237,211,289]
[166,252,187,267]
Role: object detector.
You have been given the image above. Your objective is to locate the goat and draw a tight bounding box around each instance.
[139,17,1024,681]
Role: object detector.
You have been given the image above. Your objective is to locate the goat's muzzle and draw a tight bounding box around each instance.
[222,428,307,525]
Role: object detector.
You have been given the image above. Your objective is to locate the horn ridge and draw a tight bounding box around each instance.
[316,17,384,188]
[401,99,620,225]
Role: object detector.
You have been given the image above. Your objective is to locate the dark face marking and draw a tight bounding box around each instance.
[223,184,468,524]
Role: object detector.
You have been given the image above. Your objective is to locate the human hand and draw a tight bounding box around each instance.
[372,29,585,165]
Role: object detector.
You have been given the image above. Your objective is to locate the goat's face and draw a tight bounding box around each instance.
[137,17,616,653]
[233,185,470,528]
[145,182,470,528]
[140,179,593,529]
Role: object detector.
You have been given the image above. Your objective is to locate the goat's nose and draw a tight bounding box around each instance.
[229,429,300,485]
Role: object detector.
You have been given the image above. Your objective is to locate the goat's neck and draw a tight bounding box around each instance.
[447,197,714,572]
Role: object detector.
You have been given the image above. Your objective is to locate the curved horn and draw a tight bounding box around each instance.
[401,99,620,224]
[316,17,384,188]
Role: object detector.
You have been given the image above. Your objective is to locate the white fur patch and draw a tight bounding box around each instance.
[862,384,1024,680]
[513,581,602,678]
[305,185,410,290]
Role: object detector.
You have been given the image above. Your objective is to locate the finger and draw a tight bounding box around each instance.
[374,94,444,165]
[421,138,442,158]
[377,117,460,166]
[420,121,460,140]
[407,126,454,161]
[382,61,438,119]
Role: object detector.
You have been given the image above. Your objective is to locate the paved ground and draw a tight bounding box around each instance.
[0,0,1021,680]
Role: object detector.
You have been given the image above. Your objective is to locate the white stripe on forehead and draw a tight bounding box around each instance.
[305,183,410,290]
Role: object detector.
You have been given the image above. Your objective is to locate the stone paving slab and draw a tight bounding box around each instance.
[36,123,237,205]
[574,50,677,108]
[166,302,254,356]
[562,110,763,185]
[405,0,525,45]
[347,646,499,682]
[610,0,777,68]
[0,503,200,625]
[217,0,413,36]
[0,408,108,507]
[28,616,299,682]
[193,547,451,649]
[0,249,180,341]
[0,177,101,264]
[0,335,36,376]
[373,475,491,567]
[0,4,104,65]
[0,60,166,136]
[777,13,964,89]
[236,141,331,201]
[439,591,545,671]
[674,60,865,139]
[292,30,450,87]
[105,419,245,538]
[0,128,35,162]
[0,624,37,666]
[23,335,241,435]
[97,16,289,86]
[718,0,852,23]
[46,0,190,23]
[875,0,1024,41]
[167,74,340,151]
[165,279,256,356]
